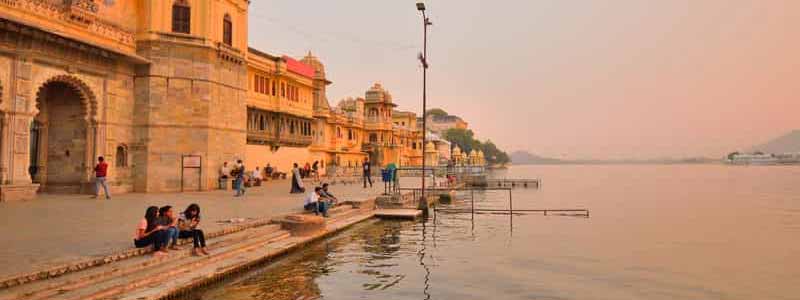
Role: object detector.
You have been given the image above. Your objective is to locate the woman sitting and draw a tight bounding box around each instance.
[134,206,169,256]
[158,205,180,250]
[178,203,209,256]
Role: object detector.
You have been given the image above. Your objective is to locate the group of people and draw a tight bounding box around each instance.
[297,161,321,180]
[133,203,208,257]
[220,161,283,197]
[303,183,339,217]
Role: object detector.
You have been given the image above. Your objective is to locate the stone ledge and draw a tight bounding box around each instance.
[0,183,39,202]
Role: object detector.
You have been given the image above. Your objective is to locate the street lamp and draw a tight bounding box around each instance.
[417,2,431,209]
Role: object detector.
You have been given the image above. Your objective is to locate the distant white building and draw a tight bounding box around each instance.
[727,152,800,165]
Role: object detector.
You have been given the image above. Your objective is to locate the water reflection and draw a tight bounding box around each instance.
[192,220,420,300]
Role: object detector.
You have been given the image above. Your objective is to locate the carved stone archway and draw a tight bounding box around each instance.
[31,75,98,193]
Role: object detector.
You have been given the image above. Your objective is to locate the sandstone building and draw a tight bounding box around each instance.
[0,0,421,201]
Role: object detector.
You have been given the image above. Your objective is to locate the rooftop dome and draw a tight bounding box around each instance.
[365,83,393,103]
[301,51,326,79]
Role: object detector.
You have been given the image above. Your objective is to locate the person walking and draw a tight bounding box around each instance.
[362,158,373,188]
[92,156,111,199]
[312,160,320,182]
[233,159,246,197]
[290,163,305,193]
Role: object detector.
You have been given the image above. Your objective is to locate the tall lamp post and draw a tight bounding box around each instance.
[416,2,431,208]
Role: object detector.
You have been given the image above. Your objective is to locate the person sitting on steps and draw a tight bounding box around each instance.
[133,206,169,257]
[158,205,180,250]
[303,187,329,217]
[320,183,339,207]
[178,203,209,256]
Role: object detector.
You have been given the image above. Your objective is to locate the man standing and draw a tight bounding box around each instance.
[93,156,110,199]
[362,158,373,188]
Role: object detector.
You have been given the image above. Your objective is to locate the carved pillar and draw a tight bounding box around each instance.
[0,114,7,184]
[0,55,40,201]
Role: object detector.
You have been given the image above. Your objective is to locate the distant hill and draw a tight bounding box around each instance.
[749,130,800,154]
[509,151,563,165]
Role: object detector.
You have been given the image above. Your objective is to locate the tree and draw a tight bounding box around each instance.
[426,108,448,118]
[442,129,510,165]
[442,128,475,153]
[726,152,739,161]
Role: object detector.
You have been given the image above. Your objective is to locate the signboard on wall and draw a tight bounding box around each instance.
[183,155,202,168]
[181,155,202,192]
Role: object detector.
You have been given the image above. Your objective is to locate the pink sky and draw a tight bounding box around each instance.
[249,0,800,159]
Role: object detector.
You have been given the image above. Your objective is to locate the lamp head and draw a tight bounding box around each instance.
[416,2,426,11]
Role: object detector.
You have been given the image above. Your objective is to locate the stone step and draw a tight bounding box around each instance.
[0,218,279,290]
[47,228,292,300]
[118,236,311,300]
[0,224,287,300]
[119,211,378,300]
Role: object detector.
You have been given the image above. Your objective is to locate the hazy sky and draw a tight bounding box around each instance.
[248,0,800,160]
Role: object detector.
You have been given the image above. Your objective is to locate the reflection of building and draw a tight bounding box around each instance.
[0,1,423,201]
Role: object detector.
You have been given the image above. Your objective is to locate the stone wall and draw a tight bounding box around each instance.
[134,39,247,192]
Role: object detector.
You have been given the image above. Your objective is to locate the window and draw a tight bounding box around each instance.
[172,0,191,34]
[271,81,277,96]
[281,83,286,98]
[348,129,353,140]
[254,75,270,95]
[223,14,233,46]
[369,133,378,143]
[115,145,128,167]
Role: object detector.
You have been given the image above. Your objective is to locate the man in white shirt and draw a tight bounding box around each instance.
[251,167,262,186]
[219,161,231,189]
[303,187,328,217]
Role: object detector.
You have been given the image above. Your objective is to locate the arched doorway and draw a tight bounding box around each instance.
[31,78,93,193]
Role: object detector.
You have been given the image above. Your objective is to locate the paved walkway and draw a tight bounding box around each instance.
[0,178,386,279]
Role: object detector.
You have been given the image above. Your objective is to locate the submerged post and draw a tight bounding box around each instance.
[509,190,513,215]
[471,189,475,220]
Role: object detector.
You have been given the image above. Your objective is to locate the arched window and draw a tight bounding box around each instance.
[116,145,128,168]
[348,129,353,140]
[172,0,191,34]
[369,133,378,143]
[223,14,233,46]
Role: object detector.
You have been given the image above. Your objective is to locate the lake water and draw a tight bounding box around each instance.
[190,165,800,300]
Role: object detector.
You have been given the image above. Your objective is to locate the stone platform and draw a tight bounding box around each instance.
[0,179,386,280]
[0,183,389,300]
[374,209,423,220]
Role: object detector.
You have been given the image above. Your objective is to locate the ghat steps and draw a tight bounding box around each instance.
[0,203,370,300]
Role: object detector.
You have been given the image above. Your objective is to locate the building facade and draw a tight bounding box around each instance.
[426,114,468,134]
[0,0,422,201]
